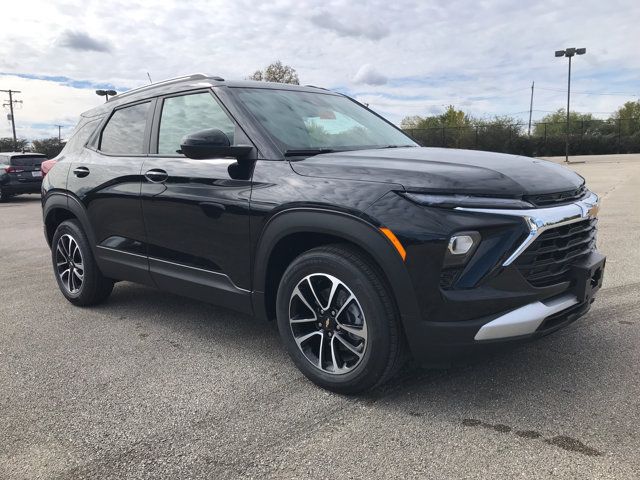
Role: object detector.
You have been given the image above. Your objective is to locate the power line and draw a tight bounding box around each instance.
[536,86,638,96]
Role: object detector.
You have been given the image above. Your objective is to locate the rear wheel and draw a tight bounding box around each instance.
[276,245,406,393]
[51,220,114,306]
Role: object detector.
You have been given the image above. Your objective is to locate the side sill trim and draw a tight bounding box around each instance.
[474,293,578,341]
[457,191,599,266]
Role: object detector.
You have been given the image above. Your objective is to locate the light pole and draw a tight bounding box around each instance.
[95,89,117,102]
[555,47,586,163]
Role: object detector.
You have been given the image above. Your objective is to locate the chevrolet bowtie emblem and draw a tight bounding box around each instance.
[325,319,331,329]
[588,204,600,218]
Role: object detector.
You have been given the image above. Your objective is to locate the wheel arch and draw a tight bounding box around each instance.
[43,193,96,249]
[251,209,421,330]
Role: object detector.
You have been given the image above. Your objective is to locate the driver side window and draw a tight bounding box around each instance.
[158,92,235,155]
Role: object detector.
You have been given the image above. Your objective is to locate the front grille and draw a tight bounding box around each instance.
[524,185,587,207]
[515,218,597,288]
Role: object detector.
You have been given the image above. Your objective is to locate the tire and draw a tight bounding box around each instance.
[0,186,9,203]
[276,244,406,394]
[51,219,114,306]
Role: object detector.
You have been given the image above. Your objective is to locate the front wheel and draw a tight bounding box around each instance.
[276,245,406,394]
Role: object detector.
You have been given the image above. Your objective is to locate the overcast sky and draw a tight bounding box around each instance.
[1,0,639,140]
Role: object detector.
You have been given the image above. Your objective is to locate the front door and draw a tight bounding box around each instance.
[140,90,253,312]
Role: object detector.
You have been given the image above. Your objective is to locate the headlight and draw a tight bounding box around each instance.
[402,192,534,209]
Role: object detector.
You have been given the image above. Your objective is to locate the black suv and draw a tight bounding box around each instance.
[42,74,605,393]
[0,152,46,201]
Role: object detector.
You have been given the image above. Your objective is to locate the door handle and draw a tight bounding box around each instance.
[73,166,90,178]
[144,169,168,183]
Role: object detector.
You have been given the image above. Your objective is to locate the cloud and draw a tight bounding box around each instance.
[58,30,111,52]
[0,74,102,140]
[353,64,388,86]
[0,72,124,91]
[0,0,638,133]
[309,13,389,40]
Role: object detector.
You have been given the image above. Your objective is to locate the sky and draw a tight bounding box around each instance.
[0,0,639,140]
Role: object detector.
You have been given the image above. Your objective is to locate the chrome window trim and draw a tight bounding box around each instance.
[457,191,599,266]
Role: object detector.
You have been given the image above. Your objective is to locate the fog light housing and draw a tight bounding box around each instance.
[443,231,480,267]
[448,234,475,255]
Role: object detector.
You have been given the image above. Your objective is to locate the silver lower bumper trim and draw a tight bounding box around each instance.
[474,294,579,341]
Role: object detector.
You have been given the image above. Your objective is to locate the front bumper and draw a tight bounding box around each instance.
[408,247,605,366]
[365,187,605,364]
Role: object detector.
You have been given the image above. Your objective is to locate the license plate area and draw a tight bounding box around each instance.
[571,252,606,302]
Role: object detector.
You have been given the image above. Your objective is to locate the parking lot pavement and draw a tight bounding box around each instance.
[1,156,639,479]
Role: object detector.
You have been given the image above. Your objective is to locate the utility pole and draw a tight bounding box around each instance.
[1,89,22,148]
[55,124,63,142]
[527,81,535,136]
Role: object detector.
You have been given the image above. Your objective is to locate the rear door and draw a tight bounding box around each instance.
[67,99,155,285]
[140,90,253,311]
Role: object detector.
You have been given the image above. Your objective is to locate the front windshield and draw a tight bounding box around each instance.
[234,88,417,152]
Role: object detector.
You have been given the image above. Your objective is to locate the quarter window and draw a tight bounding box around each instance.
[100,102,150,155]
[158,93,235,155]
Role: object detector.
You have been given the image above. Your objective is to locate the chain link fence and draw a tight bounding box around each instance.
[403,118,640,156]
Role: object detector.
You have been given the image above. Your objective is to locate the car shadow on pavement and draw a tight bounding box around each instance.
[0,194,42,204]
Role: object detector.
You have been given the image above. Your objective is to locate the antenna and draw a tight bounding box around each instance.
[147,72,153,84]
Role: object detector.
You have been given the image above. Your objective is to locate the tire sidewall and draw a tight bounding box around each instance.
[276,249,394,392]
[51,220,96,304]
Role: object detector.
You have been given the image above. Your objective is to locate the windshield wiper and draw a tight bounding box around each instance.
[284,148,340,157]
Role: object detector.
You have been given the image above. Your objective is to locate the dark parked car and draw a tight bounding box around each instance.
[42,74,605,393]
[0,152,46,201]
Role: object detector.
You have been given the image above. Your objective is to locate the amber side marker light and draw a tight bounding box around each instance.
[379,227,406,261]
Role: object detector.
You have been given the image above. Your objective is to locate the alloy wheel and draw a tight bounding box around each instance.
[289,273,368,375]
[56,234,84,294]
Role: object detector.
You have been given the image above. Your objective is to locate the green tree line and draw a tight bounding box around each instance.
[0,137,65,158]
[401,101,640,156]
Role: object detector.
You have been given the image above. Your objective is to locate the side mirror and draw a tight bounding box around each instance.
[178,129,253,160]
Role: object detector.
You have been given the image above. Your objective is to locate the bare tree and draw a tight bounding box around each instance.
[248,61,300,85]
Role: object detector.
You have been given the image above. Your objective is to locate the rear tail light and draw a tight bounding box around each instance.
[4,166,24,173]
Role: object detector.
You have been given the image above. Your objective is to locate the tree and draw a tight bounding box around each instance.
[438,105,473,128]
[248,61,300,85]
[0,137,28,152]
[533,109,596,136]
[400,106,474,130]
[611,100,640,136]
[399,116,424,129]
[32,137,65,158]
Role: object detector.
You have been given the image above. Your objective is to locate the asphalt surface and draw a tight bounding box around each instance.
[1,155,639,479]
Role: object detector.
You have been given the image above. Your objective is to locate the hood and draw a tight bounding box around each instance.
[289,147,584,196]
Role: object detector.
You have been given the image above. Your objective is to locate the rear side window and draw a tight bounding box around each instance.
[158,93,235,155]
[61,117,103,156]
[10,155,45,167]
[100,102,150,155]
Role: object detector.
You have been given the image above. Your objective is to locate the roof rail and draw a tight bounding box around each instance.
[110,73,214,101]
[304,85,329,91]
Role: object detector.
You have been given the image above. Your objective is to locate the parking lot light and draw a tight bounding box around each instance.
[555,47,587,163]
